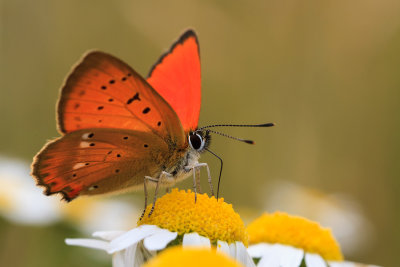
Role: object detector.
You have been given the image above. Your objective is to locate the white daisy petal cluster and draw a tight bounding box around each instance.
[248,243,325,267]
[67,224,254,267]
[66,225,166,266]
[246,212,381,267]
[66,189,254,267]
[183,232,253,266]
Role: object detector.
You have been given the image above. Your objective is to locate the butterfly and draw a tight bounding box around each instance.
[32,29,274,212]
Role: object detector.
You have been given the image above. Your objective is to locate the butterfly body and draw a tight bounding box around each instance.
[32,30,206,201]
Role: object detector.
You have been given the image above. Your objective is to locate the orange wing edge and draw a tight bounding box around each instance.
[147,29,200,79]
[56,50,102,135]
[31,139,80,202]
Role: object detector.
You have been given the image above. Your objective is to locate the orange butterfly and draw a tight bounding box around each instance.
[32,30,274,214]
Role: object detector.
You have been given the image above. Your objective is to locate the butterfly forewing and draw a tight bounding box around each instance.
[58,51,185,145]
[33,129,178,201]
[147,30,201,133]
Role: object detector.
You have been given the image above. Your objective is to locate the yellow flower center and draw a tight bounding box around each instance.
[246,212,343,261]
[143,247,243,267]
[138,189,248,245]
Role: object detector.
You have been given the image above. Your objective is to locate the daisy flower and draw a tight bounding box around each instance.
[0,156,61,225]
[246,212,380,267]
[262,180,373,254]
[66,189,255,267]
[142,246,243,267]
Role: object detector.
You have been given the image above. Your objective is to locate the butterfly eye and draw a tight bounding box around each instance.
[189,133,204,151]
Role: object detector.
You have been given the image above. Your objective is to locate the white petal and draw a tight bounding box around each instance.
[258,250,280,267]
[112,243,139,267]
[235,242,256,267]
[248,243,274,258]
[217,240,231,255]
[274,244,303,267]
[123,243,138,267]
[305,253,327,267]
[182,232,211,248]
[113,242,152,267]
[65,238,109,251]
[143,229,178,251]
[218,241,255,267]
[108,225,160,253]
[219,241,249,265]
[112,251,125,267]
[250,243,303,267]
[229,242,237,258]
[93,231,125,241]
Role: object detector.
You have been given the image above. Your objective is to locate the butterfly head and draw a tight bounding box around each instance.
[188,130,211,153]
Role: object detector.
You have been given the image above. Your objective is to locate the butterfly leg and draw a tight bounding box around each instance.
[192,167,198,203]
[148,171,173,217]
[140,176,159,220]
[193,163,214,197]
[187,163,214,203]
[195,167,202,193]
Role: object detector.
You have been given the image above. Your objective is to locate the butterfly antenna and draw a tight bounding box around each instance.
[199,122,275,130]
[205,148,223,199]
[204,129,255,144]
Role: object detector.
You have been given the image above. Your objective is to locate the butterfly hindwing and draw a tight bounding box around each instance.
[147,29,201,133]
[58,51,186,146]
[32,128,177,201]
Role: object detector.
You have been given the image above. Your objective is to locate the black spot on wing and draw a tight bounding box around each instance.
[127,93,141,104]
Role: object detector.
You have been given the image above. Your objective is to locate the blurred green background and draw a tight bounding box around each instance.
[1,0,399,266]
